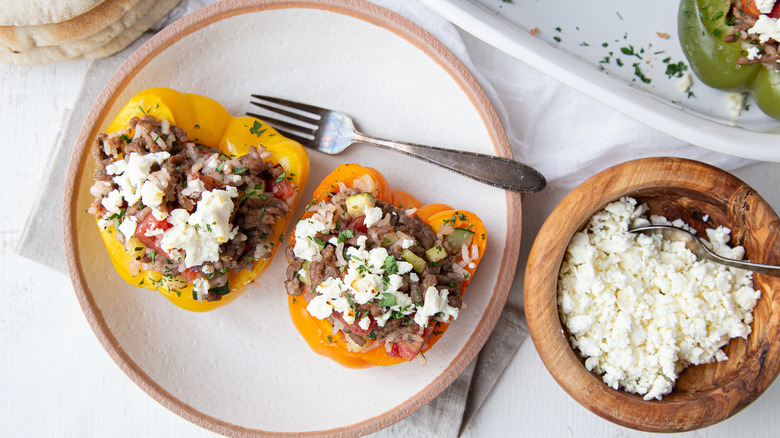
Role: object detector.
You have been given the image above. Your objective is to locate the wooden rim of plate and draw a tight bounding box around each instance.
[62,0,522,435]
[524,157,780,432]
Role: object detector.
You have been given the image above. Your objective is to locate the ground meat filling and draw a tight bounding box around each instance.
[725,3,780,70]
[285,190,477,361]
[87,114,297,301]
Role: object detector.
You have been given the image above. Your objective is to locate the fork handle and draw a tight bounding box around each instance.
[353,133,546,193]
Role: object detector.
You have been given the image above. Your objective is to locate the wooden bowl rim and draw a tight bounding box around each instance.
[524,156,780,432]
[61,0,521,436]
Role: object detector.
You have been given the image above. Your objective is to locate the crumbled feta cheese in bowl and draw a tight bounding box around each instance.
[558,197,760,401]
[524,157,780,431]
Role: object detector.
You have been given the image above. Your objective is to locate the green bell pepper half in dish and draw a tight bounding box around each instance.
[678,0,780,119]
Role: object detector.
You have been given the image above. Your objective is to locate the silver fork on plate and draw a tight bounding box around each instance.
[247,95,546,193]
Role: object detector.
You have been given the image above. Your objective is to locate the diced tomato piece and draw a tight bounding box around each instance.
[182,268,199,282]
[134,212,171,259]
[346,215,368,233]
[388,337,424,360]
[334,311,376,337]
[387,324,436,360]
[271,179,296,200]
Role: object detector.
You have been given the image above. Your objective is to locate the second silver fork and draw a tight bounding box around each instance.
[248,95,546,193]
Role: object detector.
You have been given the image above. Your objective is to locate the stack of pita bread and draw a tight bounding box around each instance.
[0,0,182,64]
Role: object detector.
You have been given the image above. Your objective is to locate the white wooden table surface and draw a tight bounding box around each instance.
[3,27,780,438]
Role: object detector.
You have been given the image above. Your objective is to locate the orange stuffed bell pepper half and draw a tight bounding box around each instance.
[86,87,309,312]
[284,163,486,367]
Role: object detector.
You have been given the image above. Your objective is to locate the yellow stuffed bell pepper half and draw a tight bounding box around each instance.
[88,87,309,312]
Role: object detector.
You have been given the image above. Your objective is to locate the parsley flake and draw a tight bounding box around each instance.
[249,120,267,137]
[378,292,397,307]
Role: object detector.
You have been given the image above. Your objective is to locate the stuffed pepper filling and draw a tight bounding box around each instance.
[88,114,298,301]
[284,184,480,361]
[725,1,780,70]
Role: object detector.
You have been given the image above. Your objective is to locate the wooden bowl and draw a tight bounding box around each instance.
[525,157,780,432]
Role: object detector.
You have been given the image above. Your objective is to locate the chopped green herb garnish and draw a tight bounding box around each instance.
[208,282,231,296]
[665,61,688,78]
[345,292,356,311]
[249,120,266,137]
[383,256,398,275]
[632,63,652,83]
[378,292,397,307]
[337,229,354,244]
[240,190,257,202]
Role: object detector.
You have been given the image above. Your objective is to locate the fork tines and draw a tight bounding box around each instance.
[247,95,323,145]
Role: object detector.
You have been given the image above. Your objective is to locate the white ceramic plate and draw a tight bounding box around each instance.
[63,0,520,435]
[420,0,780,161]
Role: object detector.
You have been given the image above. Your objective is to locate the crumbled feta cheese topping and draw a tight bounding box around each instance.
[757,0,776,14]
[749,14,780,44]
[293,217,327,261]
[181,178,205,197]
[118,216,138,238]
[363,205,383,227]
[110,152,170,207]
[101,189,124,215]
[152,208,168,221]
[414,286,459,327]
[140,180,165,208]
[746,46,762,61]
[159,186,239,268]
[188,186,238,244]
[193,278,211,300]
[558,197,760,400]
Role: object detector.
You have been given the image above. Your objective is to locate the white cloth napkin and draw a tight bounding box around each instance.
[15,0,751,437]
